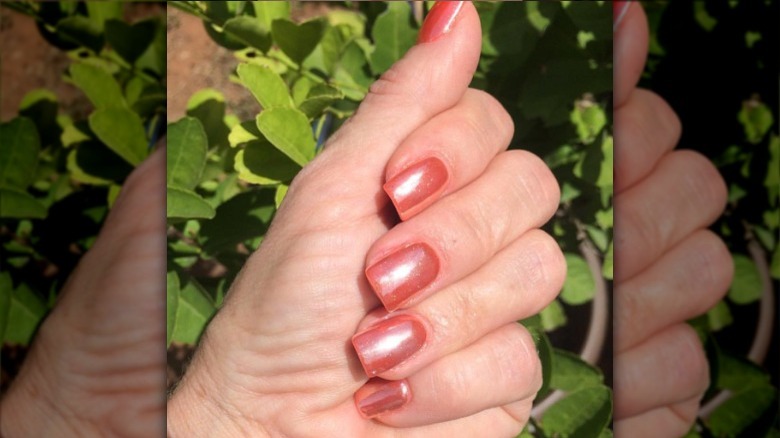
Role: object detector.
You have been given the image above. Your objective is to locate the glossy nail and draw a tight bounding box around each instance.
[613,1,632,31]
[355,378,412,419]
[352,314,427,376]
[366,243,439,311]
[384,157,449,220]
[418,1,465,44]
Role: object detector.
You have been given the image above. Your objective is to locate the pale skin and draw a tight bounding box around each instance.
[0,2,731,437]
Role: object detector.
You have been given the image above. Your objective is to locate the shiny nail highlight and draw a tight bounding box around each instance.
[613,1,631,31]
[355,378,412,419]
[365,243,439,311]
[384,157,449,220]
[418,1,465,44]
[352,314,427,376]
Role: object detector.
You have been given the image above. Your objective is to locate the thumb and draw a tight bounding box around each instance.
[305,1,482,192]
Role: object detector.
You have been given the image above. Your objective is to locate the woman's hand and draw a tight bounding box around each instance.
[0,148,166,437]
[612,3,733,436]
[168,3,564,436]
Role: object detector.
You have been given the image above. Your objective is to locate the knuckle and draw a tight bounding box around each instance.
[639,89,682,144]
[689,230,733,308]
[671,150,728,215]
[502,151,560,222]
[509,231,565,315]
[495,325,541,397]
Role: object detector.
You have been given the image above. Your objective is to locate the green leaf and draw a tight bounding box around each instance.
[0,273,12,342]
[550,348,604,391]
[19,89,61,148]
[571,101,607,144]
[167,117,208,190]
[529,327,554,400]
[299,84,344,119]
[717,352,770,391]
[369,2,417,75]
[200,189,276,255]
[66,142,134,185]
[560,253,596,305]
[706,300,733,332]
[602,241,613,280]
[738,98,774,144]
[4,283,47,345]
[766,135,779,203]
[541,386,613,438]
[771,245,780,279]
[707,386,776,437]
[89,107,148,166]
[104,19,156,64]
[0,188,47,219]
[228,120,261,147]
[85,1,122,32]
[539,299,567,332]
[728,254,762,304]
[252,1,290,30]
[186,89,230,150]
[0,118,40,189]
[167,271,180,347]
[237,63,293,110]
[69,63,126,110]
[256,107,316,167]
[55,15,104,53]
[234,140,301,185]
[223,16,272,53]
[170,275,216,345]
[167,187,216,220]
[275,184,289,208]
[271,18,325,65]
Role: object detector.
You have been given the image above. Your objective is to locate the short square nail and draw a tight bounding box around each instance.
[384,157,449,220]
[354,378,412,419]
[417,1,465,44]
[352,314,427,376]
[365,243,440,311]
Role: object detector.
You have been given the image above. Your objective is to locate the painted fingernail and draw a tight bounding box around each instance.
[613,1,632,31]
[352,314,427,376]
[384,157,449,220]
[418,1,465,44]
[355,378,412,419]
[365,243,440,311]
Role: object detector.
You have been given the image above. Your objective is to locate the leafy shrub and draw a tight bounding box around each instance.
[0,1,165,348]
[167,2,612,436]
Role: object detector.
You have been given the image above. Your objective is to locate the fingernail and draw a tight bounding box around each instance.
[352,314,427,376]
[384,157,449,220]
[613,1,632,31]
[418,1,465,44]
[365,243,440,311]
[355,378,412,419]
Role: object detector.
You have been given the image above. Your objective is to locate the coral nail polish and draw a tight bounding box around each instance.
[352,314,427,376]
[355,378,412,419]
[365,243,440,311]
[613,1,632,30]
[418,1,465,44]
[384,157,449,220]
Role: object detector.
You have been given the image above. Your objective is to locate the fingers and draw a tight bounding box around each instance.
[615,230,733,351]
[383,89,514,220]
[614,324,709,420]
[614,150,728,282]
[352,230,564,379]
[614,1,649,108]
[614,89,681,193]
[364,150,559,310]
[356,323,540,428]
[293,2,482,222]
[613,398,701,438]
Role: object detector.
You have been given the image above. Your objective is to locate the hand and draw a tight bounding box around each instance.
[612,3,733,436]
[168,3,564,436]
[0,148,166,437]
